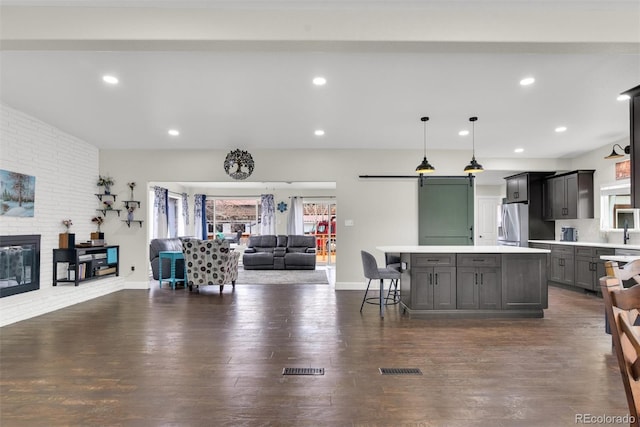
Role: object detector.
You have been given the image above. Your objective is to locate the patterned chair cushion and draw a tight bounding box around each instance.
[182,239,239,291]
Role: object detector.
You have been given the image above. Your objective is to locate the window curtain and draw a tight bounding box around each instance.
[153,186,168,239]
[260,194,275,235]
[194,194,207,240]
[181,192,189,232]
[167,198,177,238]
[287,196,304,235]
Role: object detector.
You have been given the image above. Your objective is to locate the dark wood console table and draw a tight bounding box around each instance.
[53,245,119,286]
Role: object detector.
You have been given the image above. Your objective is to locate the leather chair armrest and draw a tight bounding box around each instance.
[244,248,256,253]
[305,248,317,254]
[274,247,286,257]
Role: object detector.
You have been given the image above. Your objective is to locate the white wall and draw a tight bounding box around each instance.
[99,147,576,289]
[0,104,125,326]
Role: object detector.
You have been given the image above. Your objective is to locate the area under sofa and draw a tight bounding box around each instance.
[242,235,316,270]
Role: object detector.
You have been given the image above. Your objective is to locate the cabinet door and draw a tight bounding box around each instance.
[564,174,578,219]
[563,254,575,284]
[501,254,547,310]
[506,177,519,202]
[549,252,564,282]
[478,267,501,309]
[574,256,595,290]
[433,267,456,310]
[456,267,479,309]
[551,177,566,219]
[542,179,553,220]
[411,267,434,310]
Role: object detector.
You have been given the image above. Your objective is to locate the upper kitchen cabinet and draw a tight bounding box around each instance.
[504,172,554,203]
[543,170,595,220]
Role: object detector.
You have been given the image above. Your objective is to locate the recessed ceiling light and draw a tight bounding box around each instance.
[314,129,325,136]
[617,94,631,101]
[102,75,119,85]
[168,129,180,136]
[520,77,535,86]
[555,126,567,133]
[312,77,326,86]
[514,148,524,153]
[458,130,469,136]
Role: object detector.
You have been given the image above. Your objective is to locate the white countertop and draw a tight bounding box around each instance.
[600,255,640,263]
[529,240,640,250]
[376,245,550,254]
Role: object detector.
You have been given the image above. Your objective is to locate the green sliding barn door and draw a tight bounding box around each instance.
[419,177,474,245]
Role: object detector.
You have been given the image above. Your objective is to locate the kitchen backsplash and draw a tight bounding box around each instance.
[555,219,640,245]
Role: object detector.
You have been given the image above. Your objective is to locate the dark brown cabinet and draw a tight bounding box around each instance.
[543,170,594,220]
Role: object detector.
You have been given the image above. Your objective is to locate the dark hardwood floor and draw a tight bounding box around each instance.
[0,283,630,426]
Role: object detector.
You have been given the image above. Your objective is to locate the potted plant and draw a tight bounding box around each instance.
[59,218,75,248]
[91,216,105,240]
[97,175,115,194]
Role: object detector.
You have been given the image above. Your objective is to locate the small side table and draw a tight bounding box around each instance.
[158,251,185,290]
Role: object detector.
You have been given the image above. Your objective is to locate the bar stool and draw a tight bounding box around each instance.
[385,253,402,302]
[360,250,401,318]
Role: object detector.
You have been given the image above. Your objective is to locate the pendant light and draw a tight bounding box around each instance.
[463,116,484,174]
[604,143,630,159]
[415,116,435,174]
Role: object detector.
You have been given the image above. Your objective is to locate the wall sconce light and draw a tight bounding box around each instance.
[415,116,435,174]
[604,143,630,159]
[463,116,484,174]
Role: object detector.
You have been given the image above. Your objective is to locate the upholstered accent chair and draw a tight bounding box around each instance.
[181,239,240,293]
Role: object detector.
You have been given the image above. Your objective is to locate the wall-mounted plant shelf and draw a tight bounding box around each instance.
[123,200,141,209]
[123,220,144,228]
[97,208,122,216]
[95,193,117,202]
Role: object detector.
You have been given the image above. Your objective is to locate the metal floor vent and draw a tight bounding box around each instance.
[379,368,423,375]
[282,367,325,376]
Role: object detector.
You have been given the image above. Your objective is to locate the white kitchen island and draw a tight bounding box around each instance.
[377,245,551,319]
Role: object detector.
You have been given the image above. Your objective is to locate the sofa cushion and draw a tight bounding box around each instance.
[287,235,316,249]
[247,235,277,249]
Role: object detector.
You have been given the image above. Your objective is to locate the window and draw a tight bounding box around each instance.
[206,198,260,238]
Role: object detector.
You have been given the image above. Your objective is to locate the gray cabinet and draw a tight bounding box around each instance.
[574,246,615,291]
[549,245,574,285]
[543,170,594,220]
[501,253,548,309]
[410,254,456,310]
[456,255,501,309]
[505,173,529,203]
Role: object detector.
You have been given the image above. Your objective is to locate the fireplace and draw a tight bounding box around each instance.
[0,234,40,298]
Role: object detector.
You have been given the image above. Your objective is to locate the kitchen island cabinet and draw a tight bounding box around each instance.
[377,246,549,319]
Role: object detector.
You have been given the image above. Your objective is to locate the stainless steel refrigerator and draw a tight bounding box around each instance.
[497,203,529,246]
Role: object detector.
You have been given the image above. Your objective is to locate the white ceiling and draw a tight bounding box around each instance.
[1,1,639,175]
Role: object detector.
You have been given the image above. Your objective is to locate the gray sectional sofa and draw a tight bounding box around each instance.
[242,235,316,270]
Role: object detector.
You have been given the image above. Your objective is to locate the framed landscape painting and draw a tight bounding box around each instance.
[0,169,36,217]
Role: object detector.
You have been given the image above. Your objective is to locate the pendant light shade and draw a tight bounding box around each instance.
[415,116,435,174]
[604,143,630,159]
[464,116,484,174]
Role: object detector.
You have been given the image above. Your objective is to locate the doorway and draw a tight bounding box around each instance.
[303,198,336,266]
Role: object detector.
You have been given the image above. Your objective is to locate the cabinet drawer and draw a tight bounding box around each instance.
[457,254,501,267]
[575,246,615,257]
[551,245,574,256]
[412,254,455,267]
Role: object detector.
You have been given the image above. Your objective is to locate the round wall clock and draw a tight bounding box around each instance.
[224,149,255,180]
